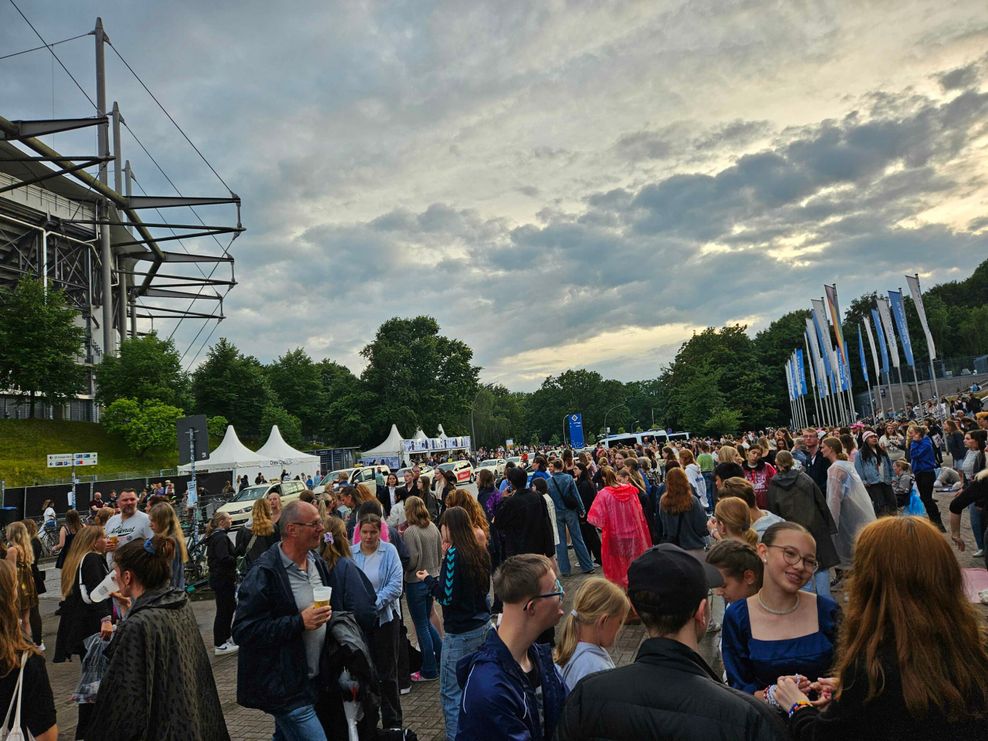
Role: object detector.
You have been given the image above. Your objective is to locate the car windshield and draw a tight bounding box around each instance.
[232,485,271,502]
[438,463,456,471]
[480,459,499,466]
[318,470,349,487]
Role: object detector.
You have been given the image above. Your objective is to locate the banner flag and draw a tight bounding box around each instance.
[804,331,819,395]
[824,284,848,367]
[871,308,890,375]
[805,319,828,399]
[905,274,936,361]
[863,319,881,386]
[857,324,870,385]
[785,359,795,402]
[567,413,585,449]
[876,298,900,370]
[795,348,808,396]
[810,299,837,390]
[888,290,915,367]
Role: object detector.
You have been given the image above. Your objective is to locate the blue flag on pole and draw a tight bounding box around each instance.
[871,308,889,375]
[887,290,915,367]
[857,324,870,385]
[795,348,808,395]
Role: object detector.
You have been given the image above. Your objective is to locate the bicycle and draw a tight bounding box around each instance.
[37,520,60,558]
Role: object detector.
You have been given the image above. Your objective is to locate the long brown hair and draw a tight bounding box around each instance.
[0,561,39,674]
[403,496,431,528]
[660,468,693,514]
[250,497,275,537]
[834,517,988,720]
[599,465,617,488]
[445,489,490,540]
[320,515,351,568]
[6,522,32,568]
[150,502,188,563]
[440,506,490,588]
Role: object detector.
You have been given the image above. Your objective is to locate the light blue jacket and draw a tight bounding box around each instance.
[854,451,893,485]
[352,540,403,626]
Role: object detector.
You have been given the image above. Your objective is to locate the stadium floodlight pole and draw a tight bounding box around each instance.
[95,18,115,358]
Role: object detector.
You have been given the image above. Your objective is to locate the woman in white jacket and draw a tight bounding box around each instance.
[679,449,709,510]
[821,436,877,569]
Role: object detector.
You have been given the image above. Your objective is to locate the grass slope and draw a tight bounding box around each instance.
[0,419,178,487]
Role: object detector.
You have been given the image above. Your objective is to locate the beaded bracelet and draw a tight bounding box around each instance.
[788,700,813,718]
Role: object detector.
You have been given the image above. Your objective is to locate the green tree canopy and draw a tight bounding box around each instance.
[359,316,479,445]
[259,403,303,447]
[96,333,191,410]
[102,397,184,455]
[266,348,324,438]
[0,278,85,417]
[191,338,276,438]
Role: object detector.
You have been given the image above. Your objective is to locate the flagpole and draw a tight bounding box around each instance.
[805,334,821,426]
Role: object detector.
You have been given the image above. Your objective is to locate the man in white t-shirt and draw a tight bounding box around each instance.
[104,489,153,565]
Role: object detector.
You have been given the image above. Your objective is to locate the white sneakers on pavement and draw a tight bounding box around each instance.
[214,641,239,656]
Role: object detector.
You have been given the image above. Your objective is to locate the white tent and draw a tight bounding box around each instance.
[413,428,428,440]
[257,425,321,480]
[178,425,278,484]
[360,424,405,469]
[436,424,447,437]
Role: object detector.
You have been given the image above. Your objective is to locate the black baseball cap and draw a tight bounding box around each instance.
[627,544,724,615]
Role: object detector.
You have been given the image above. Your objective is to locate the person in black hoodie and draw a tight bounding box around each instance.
[575,463,601,565]
[206,511,238,656]
[493,466,555,561]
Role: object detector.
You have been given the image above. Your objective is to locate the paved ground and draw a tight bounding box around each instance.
[38,489,987,741]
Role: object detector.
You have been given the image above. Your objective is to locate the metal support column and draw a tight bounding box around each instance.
[95,18,115,357]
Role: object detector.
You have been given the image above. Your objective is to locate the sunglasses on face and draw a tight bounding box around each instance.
[525,579,565,611]
[767,544,818,573]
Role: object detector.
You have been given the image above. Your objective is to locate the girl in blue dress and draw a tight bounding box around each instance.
[722,521,840,699]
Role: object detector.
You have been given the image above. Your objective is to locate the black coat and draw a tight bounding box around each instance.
[233,544,334,715]
[375,485,395,517]
[493,489,555,558]
[53,552,112,663]
[765,469,840,570]
[802,450,831,494]
[206,529,237,586]
[556,638,788,741]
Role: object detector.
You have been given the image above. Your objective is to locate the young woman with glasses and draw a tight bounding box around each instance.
[721,522,841,701]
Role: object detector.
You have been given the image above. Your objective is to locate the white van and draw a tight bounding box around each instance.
[599,430,691,449]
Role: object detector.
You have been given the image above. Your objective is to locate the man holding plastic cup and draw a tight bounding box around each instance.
[233,500,334,740]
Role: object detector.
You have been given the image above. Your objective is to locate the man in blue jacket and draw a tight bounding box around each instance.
[456,554,567,740]
[547,459,595,576]
[233,500,376,738]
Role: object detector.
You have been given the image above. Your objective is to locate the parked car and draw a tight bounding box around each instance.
[216,480,307,528]
[477,458,506,477]
[437,460,475,484]
[396,465,434,481]
[312,464,392,494]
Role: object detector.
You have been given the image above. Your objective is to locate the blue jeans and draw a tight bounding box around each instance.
[441,623,489,741]
[406,580,441,678]
[971,503,985,551]
[801,569,832,599]
[555,507,594,575]
[703,472,716,511]
[273,703,326,741]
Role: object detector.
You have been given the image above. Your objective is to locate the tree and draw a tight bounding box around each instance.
[259,403,303,448]
[316,359,368,445]
[102,397,184,455]
[266,349,324,438]
[0,278,85,417]
[96,333,191,409]
[753,310,812,424]
[207,415,229,446]
[526,369,626,443]
[191,338,276,438]
[359,316,479,445]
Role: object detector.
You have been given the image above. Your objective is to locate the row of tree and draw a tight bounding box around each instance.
[2,258,985,453]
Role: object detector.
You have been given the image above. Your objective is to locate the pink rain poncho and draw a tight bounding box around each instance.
[587,483,652,589]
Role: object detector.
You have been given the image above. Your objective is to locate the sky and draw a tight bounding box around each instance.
[2,0,988,391]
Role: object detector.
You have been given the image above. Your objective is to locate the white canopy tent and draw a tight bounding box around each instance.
[178,425,278,483]
[413,428,428,440]
[257,425,321,481]
[360,424,405,469]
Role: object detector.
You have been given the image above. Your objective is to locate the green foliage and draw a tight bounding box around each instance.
[0,278,85,416]
[96,333,191,409]
[316,359,370,445]
[259,403,303,447]
[191,338,276,438]
[207,415,229,444]
[102,397,184,455]
[527,369,627,443]
[471,384,530,449]
[359,316,479,445]
[266,349,324,438]
[0,419,178,486]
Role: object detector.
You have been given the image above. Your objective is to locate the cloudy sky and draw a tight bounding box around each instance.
[3,1,987,390]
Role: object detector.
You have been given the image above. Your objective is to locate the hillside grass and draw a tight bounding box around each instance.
[0,419,179,487]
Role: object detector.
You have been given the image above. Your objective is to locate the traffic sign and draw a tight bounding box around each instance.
[47,452,98,468]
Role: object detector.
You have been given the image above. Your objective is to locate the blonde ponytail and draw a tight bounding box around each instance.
[553,577,630,667]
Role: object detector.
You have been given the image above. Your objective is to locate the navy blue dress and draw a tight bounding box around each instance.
[722,594,840,693]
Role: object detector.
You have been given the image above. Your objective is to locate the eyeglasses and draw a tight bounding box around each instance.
[524,579,565,611]
[291,520,323,530]
[767,544,818,573]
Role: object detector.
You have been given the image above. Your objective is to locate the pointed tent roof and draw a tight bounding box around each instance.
[362,424,405,457]
[436,424,447,437]
[199,425,270,468]
[257,425,314,462]
[413,428,428,440]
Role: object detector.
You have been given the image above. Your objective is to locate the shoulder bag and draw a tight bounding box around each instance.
[1,652,31,741]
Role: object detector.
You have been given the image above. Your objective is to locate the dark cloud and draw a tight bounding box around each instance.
[937,62,980,91]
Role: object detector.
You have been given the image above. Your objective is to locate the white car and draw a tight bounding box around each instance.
[216,480,307,529]
[477,458,506,477]
[437,460,475,484]
[313,464,391,494]
[396,465,434,481]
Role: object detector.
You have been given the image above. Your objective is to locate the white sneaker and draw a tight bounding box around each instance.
[214,642,239,656]
[974,549,985,558]
[37,642,45,652]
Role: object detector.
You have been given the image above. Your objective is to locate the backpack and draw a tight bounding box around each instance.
[236,533,258,577]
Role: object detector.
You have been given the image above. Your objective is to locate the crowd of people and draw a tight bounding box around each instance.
[2,400,987,740]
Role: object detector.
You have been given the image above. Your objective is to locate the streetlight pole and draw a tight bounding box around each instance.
[469,388,484,451]
[603,401,626,447]
[562,414,568,448]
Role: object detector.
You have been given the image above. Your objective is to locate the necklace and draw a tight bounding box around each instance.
[757,592,800,616]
